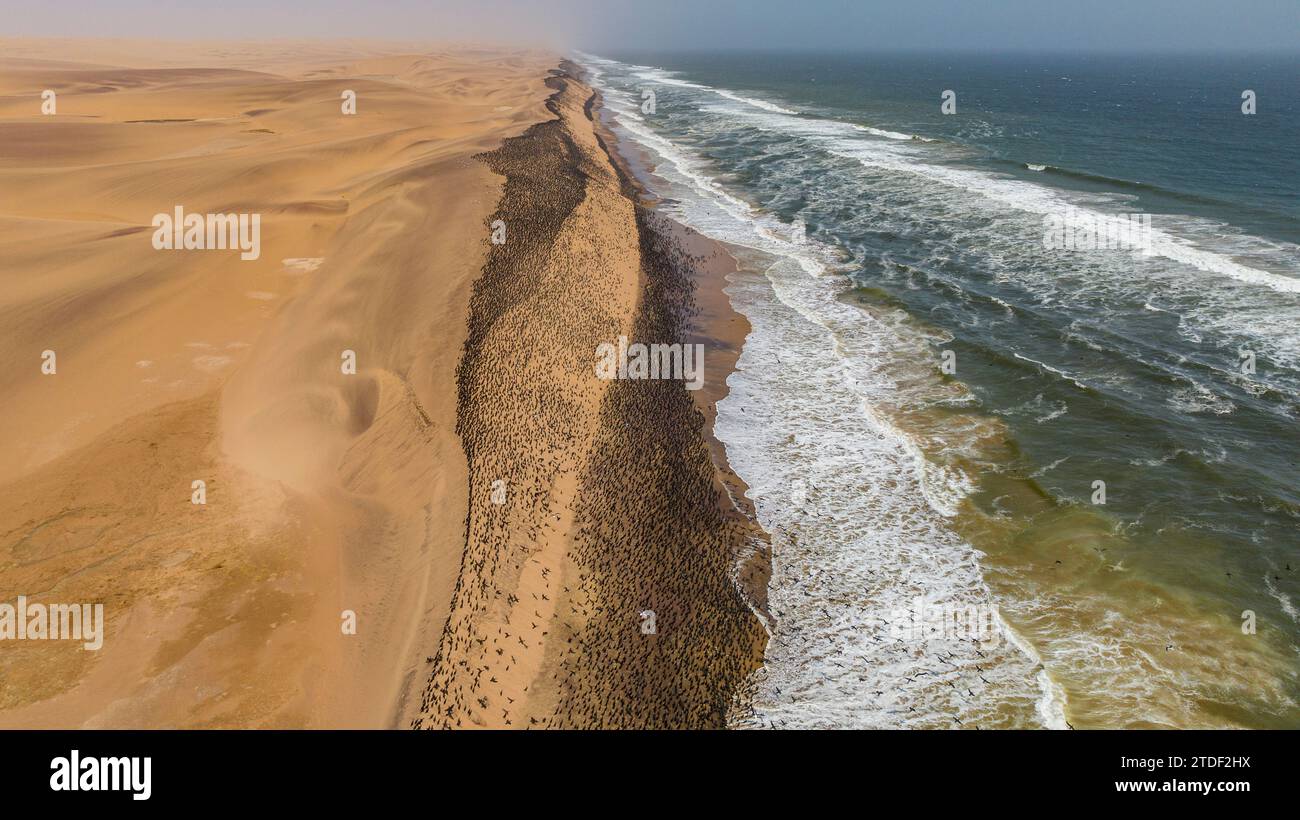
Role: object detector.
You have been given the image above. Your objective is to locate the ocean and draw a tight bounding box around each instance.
[580,50,1300,729]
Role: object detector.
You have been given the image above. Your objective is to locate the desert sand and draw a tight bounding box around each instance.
[0,39,555,727]
[0,42,767,728]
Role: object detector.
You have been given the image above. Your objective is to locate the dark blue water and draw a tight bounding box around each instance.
[609,51,1300,238]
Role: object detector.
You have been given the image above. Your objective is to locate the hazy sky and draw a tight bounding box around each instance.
[5,0,1298,52]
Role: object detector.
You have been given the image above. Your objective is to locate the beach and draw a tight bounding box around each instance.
[0,41,768,728]
[412,62,767,728]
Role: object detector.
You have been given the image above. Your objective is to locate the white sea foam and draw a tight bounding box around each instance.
[716,254,1050,728]
[1168,383,1237,416]
[848,123,936,142]
[831,129,1300,298]
[624,64,802,115]
[1265,573,1299,625]
[1012,353,1091,391]
[715,88,800,115]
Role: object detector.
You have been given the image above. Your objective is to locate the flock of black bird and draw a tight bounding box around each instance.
[413,68,767,730]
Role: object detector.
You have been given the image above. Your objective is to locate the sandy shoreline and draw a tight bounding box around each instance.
[586,76,772,626]
[413,62,768,728]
